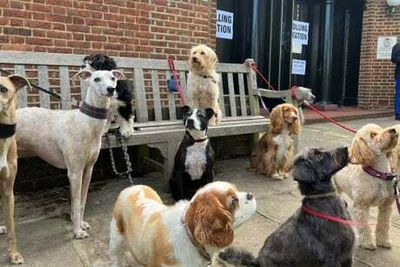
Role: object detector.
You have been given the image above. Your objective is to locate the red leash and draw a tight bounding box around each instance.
[302,205,374,227]
[302,101,357,134]
[167,57,187,105]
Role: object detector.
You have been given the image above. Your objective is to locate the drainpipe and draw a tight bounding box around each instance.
[321,0,334,104]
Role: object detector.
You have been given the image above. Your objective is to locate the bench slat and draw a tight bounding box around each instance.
[134,68,148,122]
[38,65,50,108]
[0,52,251,74]
[218,74,226,117]
[227,73,236,117]
[14,65,28,108]
[166,71,177,120]
[59,66,71,110]
[259,88,291,98]
[238,73,247,116]
[151,70,162,121]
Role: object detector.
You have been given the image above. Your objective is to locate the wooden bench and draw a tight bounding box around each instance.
[0,51,303,187]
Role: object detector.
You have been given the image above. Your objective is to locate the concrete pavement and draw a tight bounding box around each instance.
[0,116,399,266]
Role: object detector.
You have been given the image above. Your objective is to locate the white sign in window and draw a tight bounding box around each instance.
[376,36,397,59]
[292,59,307,75]
[292,20,309,45]
[216,10,234,40]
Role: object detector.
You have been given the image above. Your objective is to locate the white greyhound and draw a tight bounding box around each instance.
[16,69,124,239]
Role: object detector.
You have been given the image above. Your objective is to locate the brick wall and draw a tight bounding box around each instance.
[358,0,400,110]
[0,0,217,60]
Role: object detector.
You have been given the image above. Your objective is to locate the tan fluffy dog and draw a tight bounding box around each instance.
[0,75,31,264]
[187,44,222,126]
[109,182,256,267]
[333,124,398,250]
[249,103,300,180]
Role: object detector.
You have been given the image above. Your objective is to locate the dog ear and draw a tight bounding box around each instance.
[290,108,301,135]
[270,105,284,134]
[112,70,126,80]
[293,159,317,183]
[349,136,376,165]
[205,108,215,120]
[182,105,191,115]
[8,74,32,91]
[73,70,92,81]
[186,192,234,248]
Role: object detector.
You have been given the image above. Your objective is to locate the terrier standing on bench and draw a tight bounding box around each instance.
[16,69,124,239]
[0,74,31,264]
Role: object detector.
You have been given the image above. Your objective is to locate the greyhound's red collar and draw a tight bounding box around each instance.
[291,86,299,100]
[79,101,108,120]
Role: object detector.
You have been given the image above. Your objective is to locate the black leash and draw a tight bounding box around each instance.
[0,67,74,103]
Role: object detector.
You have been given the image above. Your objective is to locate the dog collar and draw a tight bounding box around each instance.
[181,211,212,264]
[0,123,16,138]
[362,166,396,181]
[79,101,108,120]
[291,86,299,100]
[186,131,209,143]
[303,191,337,199]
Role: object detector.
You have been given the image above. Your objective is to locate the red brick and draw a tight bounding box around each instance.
[3,27,32,36]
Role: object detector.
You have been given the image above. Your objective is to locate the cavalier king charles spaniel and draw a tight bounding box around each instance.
[109,181,256,267]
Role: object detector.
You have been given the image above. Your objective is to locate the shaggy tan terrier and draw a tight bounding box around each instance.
[249,103,301,180]
[187,44,222,125]
[333,124,398,250]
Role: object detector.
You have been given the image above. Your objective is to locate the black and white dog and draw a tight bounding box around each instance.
[169,106,215,201]
[82,54,135,137]
[219,146,355,267]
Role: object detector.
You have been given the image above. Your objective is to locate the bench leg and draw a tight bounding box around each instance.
[149,141,180,193]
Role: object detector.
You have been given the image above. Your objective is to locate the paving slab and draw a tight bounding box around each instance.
[0,116,399,266]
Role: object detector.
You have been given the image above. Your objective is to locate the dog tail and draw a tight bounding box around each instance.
[218,247,260,267]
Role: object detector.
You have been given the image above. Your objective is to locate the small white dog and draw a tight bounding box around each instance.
[187,44,222,126]
[109,181,256,267]
[16,69,124,239]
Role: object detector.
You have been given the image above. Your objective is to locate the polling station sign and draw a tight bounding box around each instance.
[216,10,234,40]
[292,20,309,45]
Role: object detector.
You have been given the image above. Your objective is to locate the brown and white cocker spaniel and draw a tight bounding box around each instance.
[109,181,256,267]
[249,103,301,180]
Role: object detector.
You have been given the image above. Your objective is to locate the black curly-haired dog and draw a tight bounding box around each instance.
[82,54,135,137]
[219,146,355,267]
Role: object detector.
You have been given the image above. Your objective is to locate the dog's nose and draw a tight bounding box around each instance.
[186,118,194,128]
[246,193,253,200]
[389,128,397,134]
[192,57,197,62]
[107,87,115,95]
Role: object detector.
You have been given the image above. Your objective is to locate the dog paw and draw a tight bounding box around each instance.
[359,241,377,250]
[272,174,284,180]
[81,221,91,230]
[119,127,134,138]
[10,252,24,264]
[377,239,392,249]
[74,229,90,239]
[0,225,7,234]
